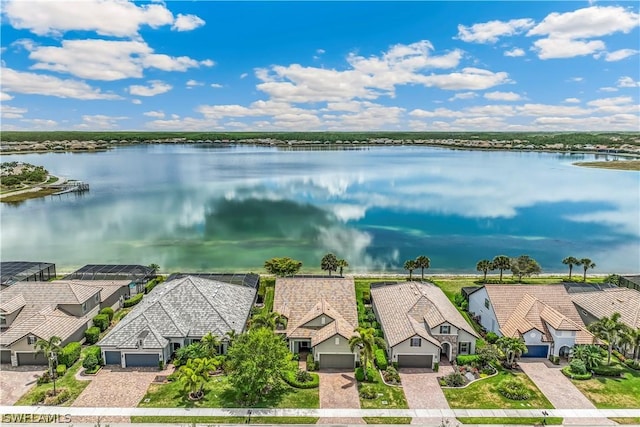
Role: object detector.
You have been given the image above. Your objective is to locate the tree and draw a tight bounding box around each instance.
[321,253,339,276]
[200,332,221,358]
[562,257,579,280]
[263,257,302,277]
[34,336,62,395]
[349,327,385,381]
[477,343,500,368]
[148,263,160,273]
[177,357,216,400]
[415,255,431,281]
[509,255,542,282]
[629,328,640,363]
[571,345,602,370]
[403,259,417,280]
[226,328,292,405]
[588,312,625,364]
[476,259,493,282]
[496,336,528,367]
[492,255,511,283]
[577,258,596,282]
[250,311,285,330]
[225,330,238,347]
[337,259,349,276]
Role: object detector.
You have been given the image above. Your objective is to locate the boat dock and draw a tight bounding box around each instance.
[49,181,90,195]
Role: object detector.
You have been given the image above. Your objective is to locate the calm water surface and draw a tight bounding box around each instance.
[1,145,638,274]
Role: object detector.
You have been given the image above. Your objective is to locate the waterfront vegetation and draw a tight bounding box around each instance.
[574,160,640,171]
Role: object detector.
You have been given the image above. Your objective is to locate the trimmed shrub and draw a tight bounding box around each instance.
[434,362,439,372]
[441,371,466,387]
[92,314,110,332]
[84,327,100,344]
[561,366,592,380]
[123,293,143,308]
[37,371,51,385]
[56,364,67,377]
[85,345,102,365]
[355,366,376,382]
[569,359,587,375]
[497,379,531,400]
[282,370,319,389]
[549,355,560,365]
[83,354,99,370]
[306,353,317,372]
[58,342,81,367]
[591,364,625,377]
[485,332,499,344]
[99,307,114,322]
[456,354,480,366]
[359,384,377,399]
[375,349,388,370]
[43,389,70,406]
[382,366,401,384]
[173,343,208,367]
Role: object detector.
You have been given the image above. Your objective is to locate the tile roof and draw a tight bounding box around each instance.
[571,287,640,329]
[371,281,479,348]
[273,277,358,343]
[0,294,26,314]
[484,285,593,345]
[99,275,256,350]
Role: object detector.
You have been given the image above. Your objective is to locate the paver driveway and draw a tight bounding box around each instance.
[518,360,615,425]
[0,364,44,405]
[317,370,364,424]
[399,364,454,425]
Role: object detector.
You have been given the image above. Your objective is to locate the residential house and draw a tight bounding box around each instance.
[98,274,258,368]
[468,285,593,358]
[1,261,56,288]
[371,281,479,369]
[569,286,640,332]
[64,264,156,295]
[274,277,358,369]
[0,279,129,365]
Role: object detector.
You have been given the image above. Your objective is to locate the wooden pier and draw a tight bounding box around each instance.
[49,181,90,195]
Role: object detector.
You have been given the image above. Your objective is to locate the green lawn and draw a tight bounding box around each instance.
[457,417,563,425]
[609,418,640,424]
[363,417,412,424]
[14,356,89,406]
[138,375,319,408]
[571,364,640,408]
[443,369,553,409]
[130,416,319,424]
[358,369,408,409]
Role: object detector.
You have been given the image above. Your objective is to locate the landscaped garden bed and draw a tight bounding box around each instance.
[357,368,408,409]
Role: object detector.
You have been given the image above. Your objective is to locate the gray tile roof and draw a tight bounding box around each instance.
[98,275,256,350]
[371,281,478,348]
[571,287,640,329]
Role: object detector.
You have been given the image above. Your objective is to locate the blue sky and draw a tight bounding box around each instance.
[1,1,639,131]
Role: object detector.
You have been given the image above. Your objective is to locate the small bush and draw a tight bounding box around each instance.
[58,342,82,367]
[99,307,114,322]
[295,369,313,383]
[123,293,143,308]
[561,366,592,380]
[31,389,47,404]
[355,366,376,382]
[359,384,377,399]
[569,359,587,375]
[434,362,439,372]
[83,354,99,370]
[382,366,401,384]
[56,364,67,376]
[456,354,480,366]
[84,327,100,344]
[497,379,531,400]
[591,364,625,377]
[43,389,70,406]
[485,332,499,344]
[92,314,110,332]
[305,353,317,371]
[282,370,319,388]
[441,371,466,387]
[375,349,388,370]
[85,345,103,365]
[37,371,51,385]
[549,355,560,365]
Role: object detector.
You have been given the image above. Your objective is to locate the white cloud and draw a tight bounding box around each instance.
[1,92,14,101]
[600,48,639,62]
[586,96,633,108]
[27,39,213,81]
[517,103,591,116]
[316,48,326,55]
[186,79,204,88]
[1,105,27,119]
[210,83,223,88]
[75,114,128,130]
[483,91,522,101]
[617,76,640,88]
[1,67,122,100]
[172,14,205,32]
[240,73,248,79]
[528,6,640,39]
[564,98,580,103]
[128,80,172,97]
[457,19,535,43]
[143,110,165,118]
[448,92,477,101]
[504,48,526,57]
[532,37,605,59]
[569,77,584,82]
[599,87,618,92]
[20,118,57,128]
[131,99,142,105]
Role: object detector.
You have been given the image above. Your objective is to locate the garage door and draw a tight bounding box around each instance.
[319,354,354,369]
[104,351,121,365]
[398,354,433,368]
[522,345,549,358]
[16,352,48,366]
[124,353,159,367]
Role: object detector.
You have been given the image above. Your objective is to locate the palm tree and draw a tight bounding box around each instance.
[476,259,493,282]
[617,325,634,358]
[571,344,602,370]
[349,327,386,381]
[225,330,238,347]
[577,258,596,282]
[562,257,579,280]
[250,311,284,330]
[321,253,339,276]
[587,312,625,364]
[492,255,511,283]
[34,336,62,395]
[630,328,640,363]
[200,332,221,357]
[178,357,214,399]
[496,336,528,367]
[403,259,417,280]
[415,256,431,281]
[337,259,349,276]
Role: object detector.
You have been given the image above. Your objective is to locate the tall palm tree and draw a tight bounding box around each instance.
[476,259,493,282]
[34,336,62,395]
[250,311,284,330]
[587,312,625,364]
[200,332,221,357]
[403,260,417,281]
[571,344,602,370]
[496,336,528,367]
[349,327,386,381]
[631,328,640,363]
[415,256,431,281]
[178,357,214,399]
[562,256,579,280]
[337,259,349,276]
[321,253,339,276]
[492,255,511,283]
[577,258,596,282]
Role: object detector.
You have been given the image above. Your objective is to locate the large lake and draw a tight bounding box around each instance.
[1,145,638,274]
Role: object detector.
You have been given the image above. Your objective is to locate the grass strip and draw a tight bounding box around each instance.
[130,416,318,424]
[363,417,412,424]
[457,417,563,425]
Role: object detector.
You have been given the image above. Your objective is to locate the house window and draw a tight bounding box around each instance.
[484,298,490,309]
[82,303,87,312]
[95,294,100,303]
[410,337,421,347]
[459,342,469,354]
[0,315,6,325]
[27,335,37,345]
[440,325,451,334]
[321,316,326,325]
[334,337,340,345]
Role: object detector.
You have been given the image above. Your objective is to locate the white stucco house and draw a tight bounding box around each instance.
[371,281,479,369]
[468,285,593,358]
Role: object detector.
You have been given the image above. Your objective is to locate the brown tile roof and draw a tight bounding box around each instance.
[371,281,478,348]
[484,285,593,345]
[0,294,26,314]
[571,288,640,329]
[273,277,358,343]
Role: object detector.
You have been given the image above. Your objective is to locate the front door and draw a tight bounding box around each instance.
[299,341,310,351]
[172,342,181,352]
